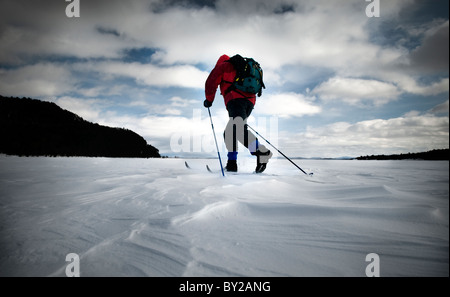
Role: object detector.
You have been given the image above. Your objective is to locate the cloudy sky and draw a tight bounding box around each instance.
[1,0,448,158]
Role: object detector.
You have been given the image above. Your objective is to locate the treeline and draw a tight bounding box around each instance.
[0,96,160,158]
[356,149,449,161]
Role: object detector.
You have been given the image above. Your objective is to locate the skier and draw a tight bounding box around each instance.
[204,54,272,173]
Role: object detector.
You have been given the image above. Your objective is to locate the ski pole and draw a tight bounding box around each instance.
[246,125,313,176]
[207,107,225,177]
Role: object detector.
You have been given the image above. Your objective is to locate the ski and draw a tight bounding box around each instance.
[185,161,217,174]
[186,161,282,177]
[207,164,226,175]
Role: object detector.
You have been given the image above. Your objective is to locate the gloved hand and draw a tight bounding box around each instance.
[203,99,212,108]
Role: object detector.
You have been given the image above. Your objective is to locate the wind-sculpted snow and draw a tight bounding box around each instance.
[0,156,448,276]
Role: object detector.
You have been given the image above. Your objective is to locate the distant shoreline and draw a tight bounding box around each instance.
[355,148,449,161]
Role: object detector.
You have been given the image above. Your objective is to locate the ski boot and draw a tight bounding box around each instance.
[225,159,238,172]
[253,149,273,173]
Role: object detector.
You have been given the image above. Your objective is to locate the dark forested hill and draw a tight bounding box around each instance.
[0,96,160,158]
[356,149,449,160]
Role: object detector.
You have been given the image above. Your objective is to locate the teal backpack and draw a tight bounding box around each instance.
[225,55,265,97]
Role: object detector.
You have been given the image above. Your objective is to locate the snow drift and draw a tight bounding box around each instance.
[0,156,448,276]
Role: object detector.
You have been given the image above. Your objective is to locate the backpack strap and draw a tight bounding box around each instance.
[221,79,234,95]
[224,55,245,95]
[222,81,252,99]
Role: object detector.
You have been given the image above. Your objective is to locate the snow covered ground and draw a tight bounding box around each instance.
[0,156,448,277]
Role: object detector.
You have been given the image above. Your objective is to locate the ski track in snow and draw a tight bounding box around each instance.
[0,156,448,276]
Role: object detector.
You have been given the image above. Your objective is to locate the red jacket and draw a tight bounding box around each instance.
[205,54,256,108]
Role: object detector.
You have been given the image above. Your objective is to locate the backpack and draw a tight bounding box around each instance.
[225,54,265,97]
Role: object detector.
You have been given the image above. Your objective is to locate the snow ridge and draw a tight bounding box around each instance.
[0,157,448,276]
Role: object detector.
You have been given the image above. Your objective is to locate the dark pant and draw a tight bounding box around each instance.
[224,99,258,155]
[227,98,254,119]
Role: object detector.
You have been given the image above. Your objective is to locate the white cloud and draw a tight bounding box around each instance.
[0,1,130,64]
[1,0,448,158]
[429,100,449,115]
[75,61,208,89]
[398,77,449,96]
[256,92,321,118]
[169,96,198,107]
[312,77,401,106]
[287,114,449,158]
[53,96,111,123]
[0,63,74,97]
[1,0,446,95]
